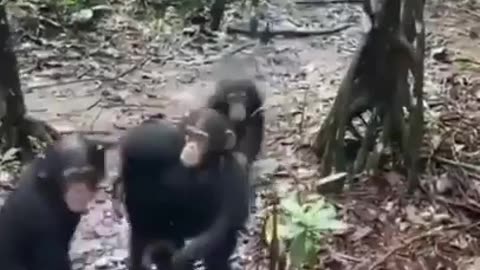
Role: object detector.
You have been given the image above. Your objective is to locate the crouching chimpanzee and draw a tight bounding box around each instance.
[207,79,265,164]
[119,108,250,270]
[0,134,106,270]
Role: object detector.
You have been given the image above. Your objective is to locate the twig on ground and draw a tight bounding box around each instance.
[329,251,363,263]
[116,57,151,78]
[226,24,352,39]
[89,108,104,131]
[188,42,257,66]
[101,103,165,109]
[367,223,472,270]
[27,56,152,91]
[434,156,480,174]
[27,78,101,91]
[298,85,310,134]
[226,42,257,56]
[86,98,102,111]
[58,130,112,135]
[434,197,480,215]
[440,220,480,243]
[295,0,362,5]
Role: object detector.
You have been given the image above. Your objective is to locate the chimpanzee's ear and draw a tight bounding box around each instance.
[224,129,236,150]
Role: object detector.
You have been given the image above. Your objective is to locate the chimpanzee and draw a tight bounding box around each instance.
[119,108,250,270]
[141,240,177,270]
[0,134,106,270]
[207,78,264,164]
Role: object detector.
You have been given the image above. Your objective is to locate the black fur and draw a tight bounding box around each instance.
[120,109,250,270]
[207,79,264,163]
[0,134,106,270]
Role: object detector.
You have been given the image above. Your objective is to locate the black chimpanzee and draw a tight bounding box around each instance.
[207,79,264,164]
[119,108,250,270]
[141,239,177,270]
[0,134,106,270]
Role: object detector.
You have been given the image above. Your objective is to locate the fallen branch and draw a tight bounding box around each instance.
[434,197,480,216]
[26,77,101,91]
[434,156,480,174]
[295,0,362,5]
[316,172,348,194]
[226,24,352,39]
[58,130,112,136]
[226,42,257,56]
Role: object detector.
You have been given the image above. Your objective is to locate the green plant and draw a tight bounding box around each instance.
[265,193,347,269]
[0,147,22,177]
[0,137,47,184]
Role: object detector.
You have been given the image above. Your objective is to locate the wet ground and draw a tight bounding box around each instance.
[3,0,480,269]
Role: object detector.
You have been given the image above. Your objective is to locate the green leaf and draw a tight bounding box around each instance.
[314,219,348,231]
[307,197,327,210]
[301,202,347,232]
[281,193,303,215]
[301,214,319,228]
[309,230,324,241]
[290,213,308,225]
[312,204,337,219]
[287,223,306,239]
[305,238,320,267]
[308,205,337,223]
[289,231,308,268]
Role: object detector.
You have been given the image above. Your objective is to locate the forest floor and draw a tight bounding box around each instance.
[2,0,480,269]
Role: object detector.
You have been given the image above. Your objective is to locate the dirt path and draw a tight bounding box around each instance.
[13,3,365,268]
[8,0,480,269]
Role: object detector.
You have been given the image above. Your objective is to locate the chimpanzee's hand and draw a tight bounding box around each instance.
[171,248,195,270]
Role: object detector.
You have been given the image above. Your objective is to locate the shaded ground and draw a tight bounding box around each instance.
[3,0,480,269]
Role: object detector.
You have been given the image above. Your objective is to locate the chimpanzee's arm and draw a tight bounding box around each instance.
[32,232,72,270]
[238,121,263,162]
[174,157,250,265]
[206,94,227,114]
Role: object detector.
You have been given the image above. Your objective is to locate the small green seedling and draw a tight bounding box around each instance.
[265,192,347,269]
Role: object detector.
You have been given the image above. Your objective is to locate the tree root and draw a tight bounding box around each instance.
[311,0,425,193]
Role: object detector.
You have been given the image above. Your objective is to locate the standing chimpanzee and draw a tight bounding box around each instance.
[0,134,106,270]
[207,79,264,164]
[119,108,250,270]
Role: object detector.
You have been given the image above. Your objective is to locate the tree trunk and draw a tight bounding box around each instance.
[210,0,226,31]
[0,3,59,161]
